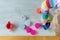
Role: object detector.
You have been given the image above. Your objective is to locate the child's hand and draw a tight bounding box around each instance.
[50,13,60,36]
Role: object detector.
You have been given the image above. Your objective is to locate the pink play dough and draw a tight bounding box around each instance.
[31,30,37,35]
[35,23,41,29]
[25,26,32,33]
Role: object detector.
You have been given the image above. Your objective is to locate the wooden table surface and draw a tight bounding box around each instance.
[0,36,60,40]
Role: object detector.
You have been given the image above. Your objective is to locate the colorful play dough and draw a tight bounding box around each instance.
[47,16,52,21]
[36,8,41,14]
[31,30,37,35]
[25,26,32,33]
[39,0,60,25]
[35,23,41,29]
[24,20,31,26]
[42,1,48,9]
[25,26,37,35]
[42,14,48,20]
[46,0,52,8]
[42,25,47,30]
[50,0,55,8]
[42,22,50,30]
[6,21,13,31]
[41,3,48,13]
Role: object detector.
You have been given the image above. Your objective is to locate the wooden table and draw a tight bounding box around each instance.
[0,36,60,40]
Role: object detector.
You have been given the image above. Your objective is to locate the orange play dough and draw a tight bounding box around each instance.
[36,8,41,14]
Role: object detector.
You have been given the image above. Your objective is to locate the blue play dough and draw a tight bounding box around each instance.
[42,25,47,30]
[49,0,55,8]
[42,13,48,20]
[42,22,50,30]
[46,22,50,28]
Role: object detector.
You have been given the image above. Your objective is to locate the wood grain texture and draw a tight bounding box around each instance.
[0,36,59,40]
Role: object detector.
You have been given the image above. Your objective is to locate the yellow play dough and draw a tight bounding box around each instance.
[47,16,52,21]
[42,1,48,9]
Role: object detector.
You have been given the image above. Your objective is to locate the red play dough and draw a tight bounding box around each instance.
[31,30,37,35]
[6,21,13,31]
[35,23,41,29]
[25,26,32,33]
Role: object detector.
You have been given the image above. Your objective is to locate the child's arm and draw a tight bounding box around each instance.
[50,12,60,37]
